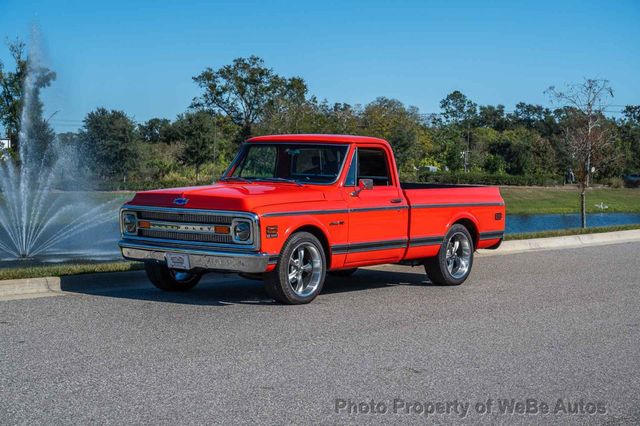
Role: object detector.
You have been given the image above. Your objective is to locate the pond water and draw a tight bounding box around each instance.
[3,204,640,266]
[506,213,640,234]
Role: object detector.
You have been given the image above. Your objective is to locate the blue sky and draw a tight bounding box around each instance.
[1,0,638,133]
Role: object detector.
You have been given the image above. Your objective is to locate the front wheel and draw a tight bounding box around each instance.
[144,262,202,291]
[425,224,474,286]
[264,232,326,304]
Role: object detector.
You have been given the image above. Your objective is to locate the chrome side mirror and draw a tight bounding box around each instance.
[351,178,373,196]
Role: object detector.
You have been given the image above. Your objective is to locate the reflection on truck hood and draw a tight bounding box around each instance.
[128,182,326,211]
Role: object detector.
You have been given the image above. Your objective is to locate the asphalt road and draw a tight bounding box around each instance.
[1,243,640,425]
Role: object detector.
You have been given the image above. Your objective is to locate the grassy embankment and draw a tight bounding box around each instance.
[0,261,143,281]
[501,186,640,215]
[1,187,639,280]
[504,223,640,241]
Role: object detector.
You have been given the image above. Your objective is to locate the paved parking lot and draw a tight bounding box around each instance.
[1,243,639,424]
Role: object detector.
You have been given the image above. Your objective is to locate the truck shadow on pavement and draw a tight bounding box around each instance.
[60,267,432,307]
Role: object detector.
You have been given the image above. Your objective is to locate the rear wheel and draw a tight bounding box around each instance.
[264,232,326,304]
[425,224,474,286]
[144,262,202,291]
[329,268,358,277]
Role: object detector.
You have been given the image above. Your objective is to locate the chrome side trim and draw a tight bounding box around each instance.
[262,209,349,218]
[262,205,407,218]
[262,203,500,218]
[119,240,272,273]
[351,206,409,213]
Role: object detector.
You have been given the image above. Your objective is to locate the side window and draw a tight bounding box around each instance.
[358,148,390,186]
[344,150,357,186]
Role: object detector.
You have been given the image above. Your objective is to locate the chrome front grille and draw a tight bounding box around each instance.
[137,210,233,225]
[121,205,260,250]
[139,229,233,243]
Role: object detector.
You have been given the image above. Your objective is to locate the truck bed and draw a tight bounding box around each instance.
[399,182,505,259]
[400,182,483,190]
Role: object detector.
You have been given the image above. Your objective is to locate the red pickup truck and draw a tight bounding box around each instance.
[119,134,505,304]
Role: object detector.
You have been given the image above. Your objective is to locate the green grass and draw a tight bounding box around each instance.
[1,187,639,281]
[504,224,640,240]
[501,186,640,215]
[1,223,639,280]
[0,261,143,281]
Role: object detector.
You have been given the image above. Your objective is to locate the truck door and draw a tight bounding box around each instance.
[342,146,408,264]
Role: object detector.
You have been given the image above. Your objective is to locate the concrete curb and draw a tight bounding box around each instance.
[478,229,640,257]
[0,276,62,301]
[1,230,639,300]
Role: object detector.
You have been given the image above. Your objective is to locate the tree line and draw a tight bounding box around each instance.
[2,43,640,190]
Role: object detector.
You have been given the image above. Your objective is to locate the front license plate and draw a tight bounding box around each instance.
[166,253,190,270]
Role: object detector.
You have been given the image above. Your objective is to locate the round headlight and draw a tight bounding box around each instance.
[123,213,137,234]
[233,221,251,242]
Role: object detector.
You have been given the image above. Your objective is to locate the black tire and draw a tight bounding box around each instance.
[425,224,474,286]
[328,268,358,277]
[264,232,326,304]
[144,262,202,291]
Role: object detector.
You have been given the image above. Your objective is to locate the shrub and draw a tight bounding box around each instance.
[603,177,625,188]
[417,171,562,186]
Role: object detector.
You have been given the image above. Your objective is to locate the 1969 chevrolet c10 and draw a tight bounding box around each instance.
[119,134,505,304]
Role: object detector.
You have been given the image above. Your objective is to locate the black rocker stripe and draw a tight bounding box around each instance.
[479,231,504,240]
[408,235,444,247]
[331,239,408,254]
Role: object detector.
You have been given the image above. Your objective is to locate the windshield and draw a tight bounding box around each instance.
[227,143,349,184]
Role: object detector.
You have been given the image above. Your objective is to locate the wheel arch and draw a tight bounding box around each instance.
[290,224,332,268]
[450,217,479,249]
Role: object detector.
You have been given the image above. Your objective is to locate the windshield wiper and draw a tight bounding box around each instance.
[254,177,303,187]
[218,176,253,183]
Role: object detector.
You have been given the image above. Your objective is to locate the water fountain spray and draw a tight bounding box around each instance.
[0,37,120,260]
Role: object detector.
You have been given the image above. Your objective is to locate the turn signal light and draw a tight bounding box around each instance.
[138,220,151,229]
[214,225,231,234]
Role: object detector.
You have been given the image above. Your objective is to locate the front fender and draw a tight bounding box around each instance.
[258,213,343,258]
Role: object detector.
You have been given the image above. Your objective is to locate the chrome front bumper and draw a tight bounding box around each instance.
[119,240,274,273]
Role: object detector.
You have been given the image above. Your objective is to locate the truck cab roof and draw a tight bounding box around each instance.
[247,134,389,146]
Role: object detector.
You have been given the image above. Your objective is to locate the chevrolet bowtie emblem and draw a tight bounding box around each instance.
[173,197,189,206]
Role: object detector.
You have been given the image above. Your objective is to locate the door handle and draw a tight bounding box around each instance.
[390,198,403,204]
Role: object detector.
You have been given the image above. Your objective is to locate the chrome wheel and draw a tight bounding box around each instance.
[445,232,472,279]
[287,242,322,297]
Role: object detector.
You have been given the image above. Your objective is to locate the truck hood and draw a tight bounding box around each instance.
[127,182,326,212]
